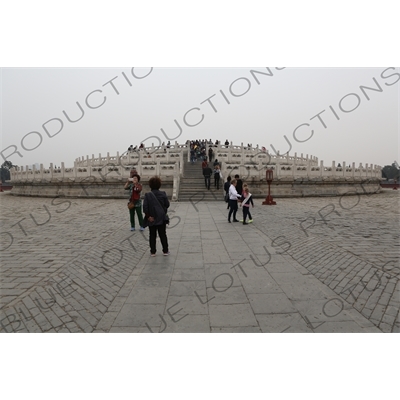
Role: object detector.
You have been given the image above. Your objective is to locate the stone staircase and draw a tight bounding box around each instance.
[178,156,225,202]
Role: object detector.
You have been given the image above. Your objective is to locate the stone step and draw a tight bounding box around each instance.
[178,155,224,201]
[179,185,224,190]
[179,188,224,193]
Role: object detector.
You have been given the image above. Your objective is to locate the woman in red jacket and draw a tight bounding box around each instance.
[124,174,144,231]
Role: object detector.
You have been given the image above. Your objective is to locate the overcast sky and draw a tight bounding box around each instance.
[1,67,399,169]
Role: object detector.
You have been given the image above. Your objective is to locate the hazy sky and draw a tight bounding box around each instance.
[1,67,399,169]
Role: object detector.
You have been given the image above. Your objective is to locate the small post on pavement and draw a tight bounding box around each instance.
[262,169,276,205]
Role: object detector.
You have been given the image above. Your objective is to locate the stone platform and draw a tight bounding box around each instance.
[0,190,398,333]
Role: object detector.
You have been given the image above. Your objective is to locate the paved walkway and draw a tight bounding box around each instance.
[0,190,399,333]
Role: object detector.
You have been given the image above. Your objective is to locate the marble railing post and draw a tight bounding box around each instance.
[320,161,324,178]
[332,161,336,178]
[180,152,184,176]
[156,160,160,176]
[32,164,37,181]
[61,162,65,179]
[49,163,54,180]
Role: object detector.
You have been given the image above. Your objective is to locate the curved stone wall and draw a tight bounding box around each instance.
[8,141,382,199]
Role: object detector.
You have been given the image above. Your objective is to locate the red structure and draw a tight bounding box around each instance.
[262,169,276,205]
[0,183,13,192]
[380,183,399,190]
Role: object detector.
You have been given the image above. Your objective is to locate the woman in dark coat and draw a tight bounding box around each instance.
[143,176,170,256]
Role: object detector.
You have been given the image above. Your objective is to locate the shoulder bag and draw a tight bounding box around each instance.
[150,191,170,225]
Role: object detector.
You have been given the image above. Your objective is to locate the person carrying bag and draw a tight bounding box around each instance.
[143,176,170,256]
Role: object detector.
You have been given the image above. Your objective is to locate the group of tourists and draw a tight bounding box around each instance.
[124,169,169,257]
[127,143,145,152]
[202,158,222,190]
[224,175,254,224]
[189,139,232,164]
[125,160,255,256]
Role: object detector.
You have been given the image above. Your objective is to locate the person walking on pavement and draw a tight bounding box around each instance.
[240,183,254,224]
[203,163,212,190]
[224,176,231,209]
[214,164,222,190]
[228,179,242,222]
[143,176,170,256]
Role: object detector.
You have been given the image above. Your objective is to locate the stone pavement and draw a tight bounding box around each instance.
[0,190,399,333]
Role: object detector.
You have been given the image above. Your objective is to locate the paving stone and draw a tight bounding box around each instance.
[172,268,205,281]
[209,304,258,327]
[255,313,313,333]
[206,286,249,305]
[240,278,283,294]
[113,304,165,327]
[168,281,206,297]
[125,287,169,305]
[264,262,300,274]
[211,326,262,333]
[279,283,329,301]
[312,321,370,333]
[33,312,53,332]
[162,314,210,333]
[165,295,208,315]
[269,272,312,286]
[135,273,172,288]
[109,326,159,333]
[248,293,297,314]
